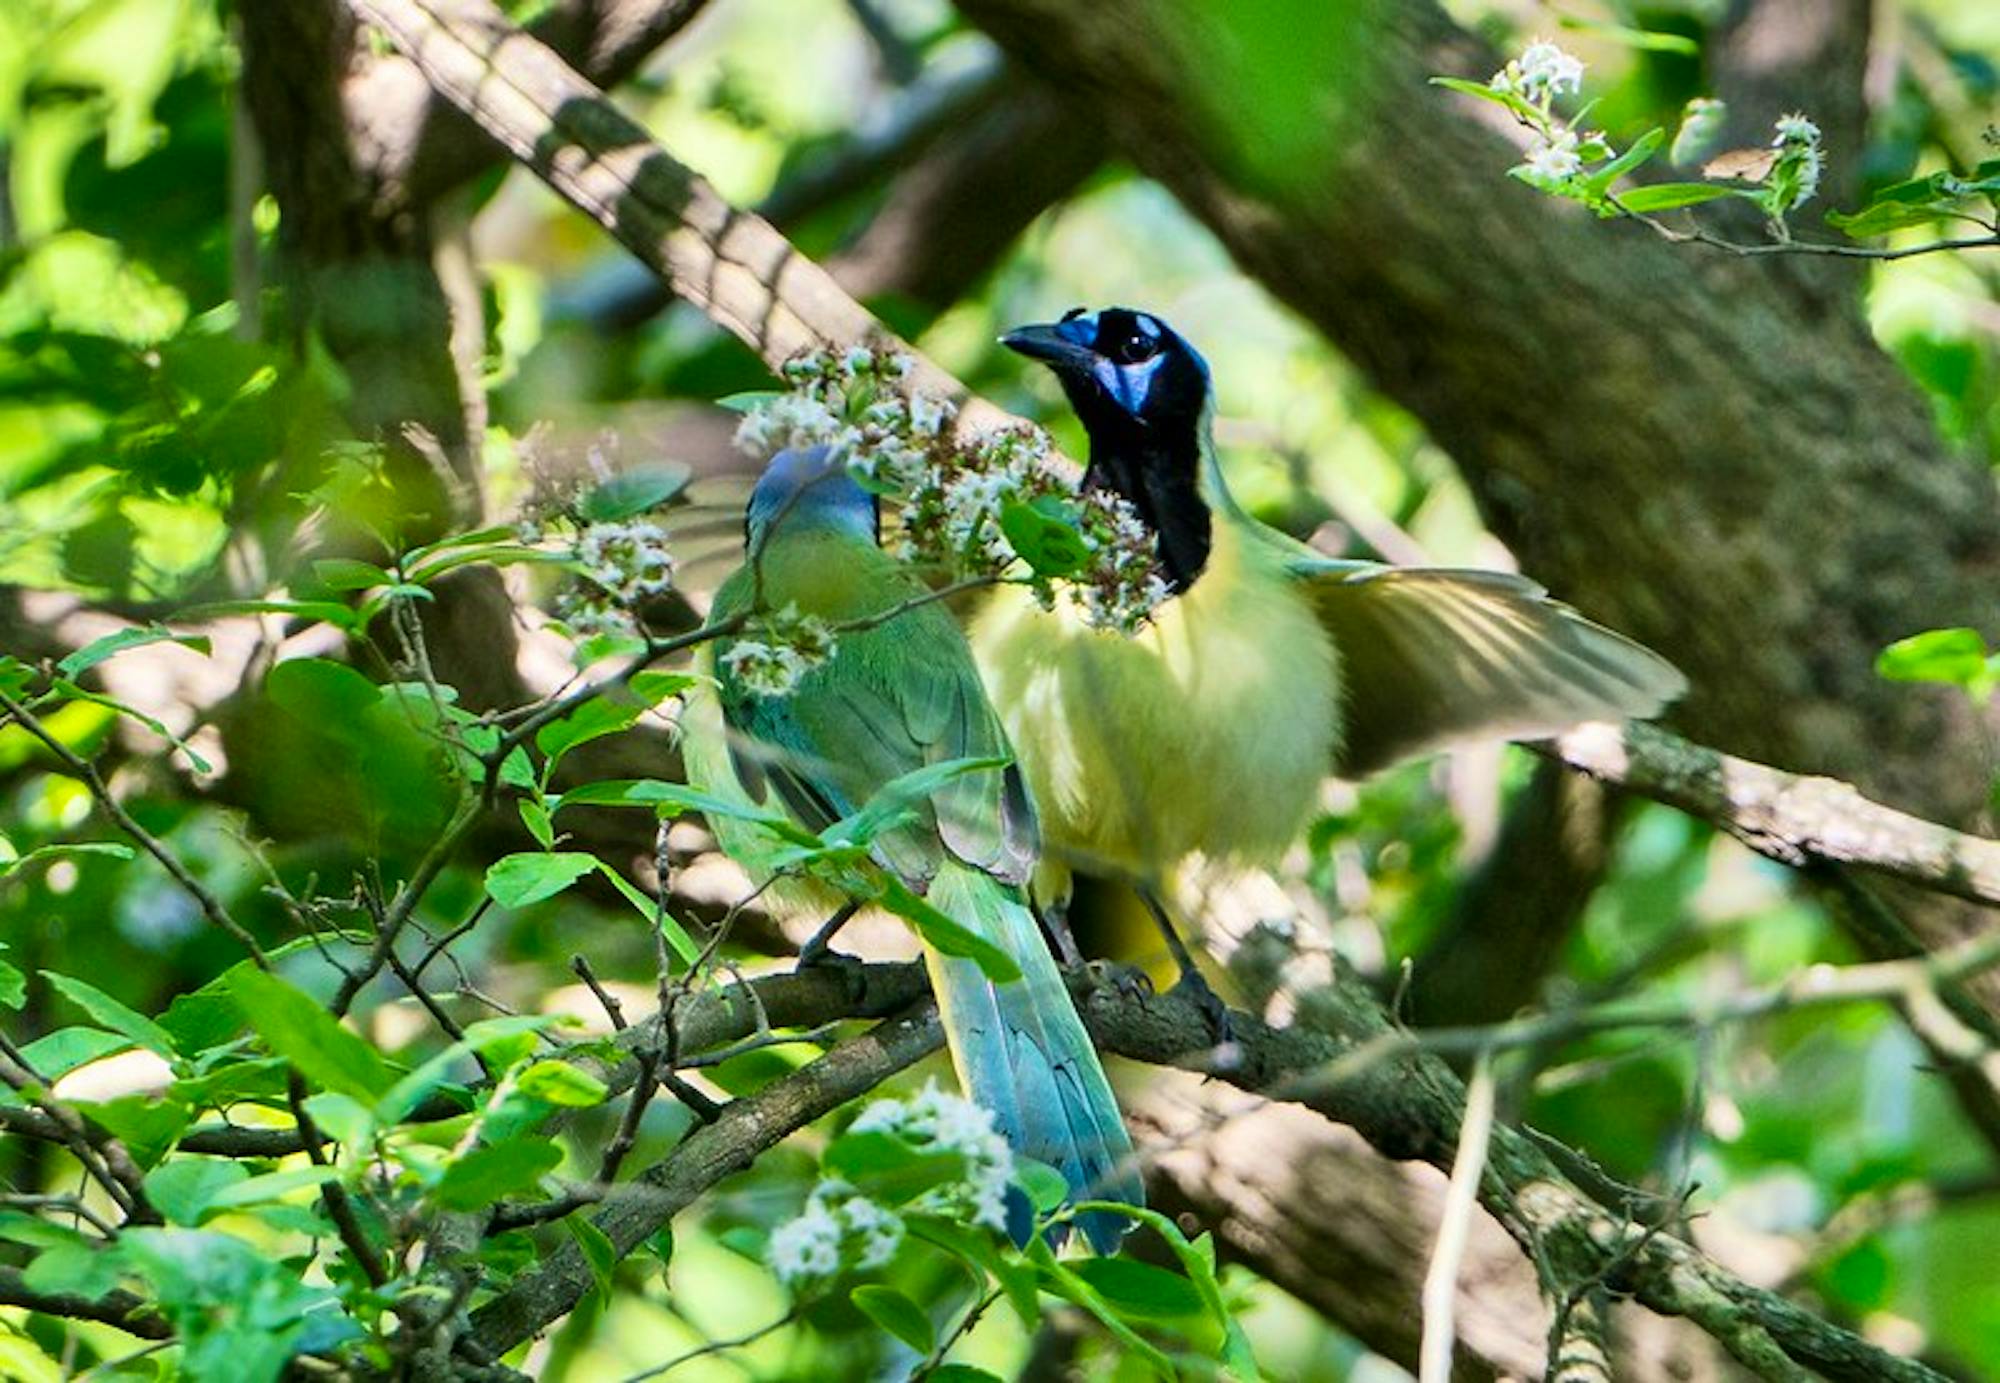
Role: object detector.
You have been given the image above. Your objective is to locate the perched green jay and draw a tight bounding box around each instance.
[681,445,1140,1250]
[974,308,1687,1005]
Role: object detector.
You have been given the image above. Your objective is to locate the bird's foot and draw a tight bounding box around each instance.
[1075,958,1154,1003]
[1168,967,1238,1052]
[796,933,867,1006]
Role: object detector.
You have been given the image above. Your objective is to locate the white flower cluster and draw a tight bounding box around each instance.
[1491,37,1584,105]
[732,348,1170,634]
[551,518,676,640]
[1073,493,1173,637]
[1770,111,1824,208]
[1524,127,1582,181]
[850,1080,1016,1233]
[720,605,836,699]
[765,1179,906,1289]
[1484,40,1611,192]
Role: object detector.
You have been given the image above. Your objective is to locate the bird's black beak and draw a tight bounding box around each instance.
[1000,322,1097,375]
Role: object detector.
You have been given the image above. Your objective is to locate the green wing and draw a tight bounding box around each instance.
[712,563,1037,888]
[1288,552,1688,777]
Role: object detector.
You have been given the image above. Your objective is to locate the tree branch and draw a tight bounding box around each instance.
[462,1003,942,1357]
[1545,720,2000,912]
[0,1268,170,1341]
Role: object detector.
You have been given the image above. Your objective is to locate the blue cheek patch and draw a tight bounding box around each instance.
[1095,354,1166,416]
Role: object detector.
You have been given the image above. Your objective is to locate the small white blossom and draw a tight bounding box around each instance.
[1493,39,1584,104]
[850,1096,908,1136]
[765,1181,906,1287]
[839,1194,905,1269]
[907,392,952,438]
[840,345,875,378]
[575,519,676,602]
[721,640,808,697]
[1523,127,1583,181]
[1517,40,1584,98]
[766,1193,843,1287]
[734,393,846,459]
[1772,112,1821,146]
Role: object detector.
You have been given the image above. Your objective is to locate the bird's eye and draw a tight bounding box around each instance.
[1109,333,1157,365]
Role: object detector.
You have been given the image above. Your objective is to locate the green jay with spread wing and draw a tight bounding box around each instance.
[681,444,1140,1251]
[974,308,1687,1007]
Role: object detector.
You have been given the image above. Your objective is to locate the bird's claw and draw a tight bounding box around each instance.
[796,941,867,1004]
[1169,969,1238,1050]
[1075,958,1154,1003]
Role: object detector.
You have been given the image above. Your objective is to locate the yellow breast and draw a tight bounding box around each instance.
[971,519,1339,886]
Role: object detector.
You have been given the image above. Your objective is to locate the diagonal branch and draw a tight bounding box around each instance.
[463,1004,942,1357]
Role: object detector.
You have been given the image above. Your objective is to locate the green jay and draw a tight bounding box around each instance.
[973,307,1687,1001]
[681,445,1140,1251]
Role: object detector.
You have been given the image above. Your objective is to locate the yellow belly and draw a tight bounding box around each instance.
[971,525,1339,886]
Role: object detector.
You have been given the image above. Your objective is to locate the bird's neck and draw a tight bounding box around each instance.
[1081,404,1233,595]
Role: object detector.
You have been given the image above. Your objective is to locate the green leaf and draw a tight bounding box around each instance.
[1068,1258,1206,1320]
[1429,75,1539,121]
[592,861,702,966]
[1877,627,1994,701]
[926,1368,1004,1383]
[827,757,1012,851]
[1015,1158,1069,1216]
[311,557,393,591]
[22,1242,123,1300]
[826,1132,969,1206]
[1827,176,1963,239]
[555,779,807,837]
[1582,127,1665,197]
[516,1060,609,1107]
[58,624,211,679]
[83,1095,191,1166]
[566,1215,618,1304]
[852,1284,935,1354]
[200,1164,341,1213]
[406,544,570,585]
[0,841,137,881]
[1555,16,1699,53]
[1029,1240,1174,1374]
[535,697,647,767]
[876,878,1021,984]
[174,598,359,629]
[0,956,22,1012]
[146,1158,252,1226]
[265,657,381,721]
[19,1027,132,1079]
[1073,1201,1258,1378]
[485,852,598,908]
[630,671,696,705]
[999,497,1091,577]
[519,798,555,849]
[373,1013,562,1125]
[1616,182,1750,213]
[716,390,781,413]
[578,462,692,521]
[226,968,394,1101]
[432,1138,564,1210]
[46,972,178,1059]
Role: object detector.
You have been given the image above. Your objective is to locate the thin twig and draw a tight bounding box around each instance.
[0,687,267,966]
[1419,1049,1494,1383]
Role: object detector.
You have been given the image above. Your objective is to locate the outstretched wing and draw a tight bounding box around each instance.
[1291,555,1688,778]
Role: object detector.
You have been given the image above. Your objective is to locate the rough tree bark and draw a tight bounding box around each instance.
[948,0,2000,946]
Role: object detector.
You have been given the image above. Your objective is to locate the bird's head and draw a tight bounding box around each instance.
[745,445,878,550]
[1000,307,1212,447]
[1003,307,1216,593]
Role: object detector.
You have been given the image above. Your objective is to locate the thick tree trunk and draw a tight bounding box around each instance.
[952,0,2000,988]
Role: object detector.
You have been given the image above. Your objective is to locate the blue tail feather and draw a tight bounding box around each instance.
[925,862,1143,1253]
